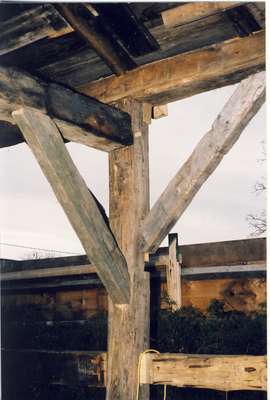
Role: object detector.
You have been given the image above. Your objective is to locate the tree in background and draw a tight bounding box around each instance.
[247,141,266,236]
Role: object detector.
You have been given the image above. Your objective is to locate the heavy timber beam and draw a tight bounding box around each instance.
[107,99,150,399]
[12,107,130,304]
[140,71,266,253]
[0,66,132,151]
[2,349,107,392]
[140,353,267,391]
[79,31,265,105]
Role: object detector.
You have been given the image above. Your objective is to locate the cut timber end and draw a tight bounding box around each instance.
[0,66,132,151]
[12,107,130,304]
[140,353,267,391]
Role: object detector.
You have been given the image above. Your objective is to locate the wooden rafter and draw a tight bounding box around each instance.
[55,4,136,75]
[12,107,130,304]
[0,66,132,151]
[140,71,266,253]
[140,353,267,391]
[79,31,265,105]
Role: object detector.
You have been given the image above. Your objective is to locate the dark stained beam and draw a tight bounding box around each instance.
[12,107,130,304]
[55,4,136,75]
[2,349,107,391]
[93,3,159,57]
[0,5,71,56]
[0,66,132,151]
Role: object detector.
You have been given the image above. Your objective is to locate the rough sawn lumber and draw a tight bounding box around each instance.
[12,107,130,304]
[0,66,132,151]
[140,71,266,253]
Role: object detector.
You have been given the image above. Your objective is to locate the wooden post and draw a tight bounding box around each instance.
[167,233,181,310]
[107,99,150,399]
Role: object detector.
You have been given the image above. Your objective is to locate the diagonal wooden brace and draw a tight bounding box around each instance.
[12,107,130,304]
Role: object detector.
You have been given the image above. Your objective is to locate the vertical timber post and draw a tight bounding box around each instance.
[107,99,150,399]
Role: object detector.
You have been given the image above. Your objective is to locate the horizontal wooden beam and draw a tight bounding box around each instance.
[140,71,266,253]
[162,2,241,28]
[12,107,130,304]
[2,349,106,388]
[78,31,265,105]
[0,66,132,151]
[140,353,266,391]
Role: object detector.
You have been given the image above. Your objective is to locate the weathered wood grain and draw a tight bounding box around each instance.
[0,5,71,56]
[79,31,265,105]
[166,234,181,309]
[140,71,266,253]
[140,353,267,391]
[55,4,135,75]
[162,2,241,27]
[0,66,132,151]
[12,107,130,304]
[107,99,150,399]
[35,11,240,87]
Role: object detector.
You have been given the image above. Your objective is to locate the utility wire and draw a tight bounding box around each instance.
[0,242,81,255]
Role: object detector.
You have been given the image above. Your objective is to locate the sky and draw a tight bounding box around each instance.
[0,83,266,260]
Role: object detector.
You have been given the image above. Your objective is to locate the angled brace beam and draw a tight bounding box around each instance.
[140,71,266,253]
[12,107,130,304]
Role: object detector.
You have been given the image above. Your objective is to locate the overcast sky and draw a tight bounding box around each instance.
[0,83,266,260]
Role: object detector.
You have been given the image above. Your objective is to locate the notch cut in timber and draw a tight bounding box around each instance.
[140,71,266,254]
[12,107,130,305]
[0,66,132,151]
[140,353,267,391]
[166,233,181,310]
